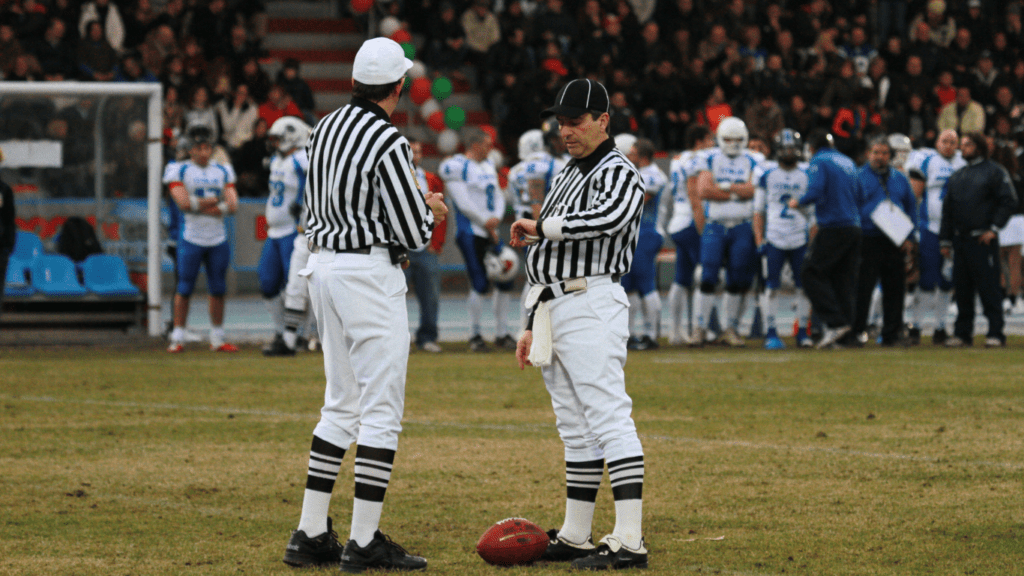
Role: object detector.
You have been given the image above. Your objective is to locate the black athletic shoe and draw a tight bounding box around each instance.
[469,335,489,352]
[282,517,344,568]
[907,326,921,345]
[340,531,427,573]
[494,334,518,350]
[634,335,660,350]
[263,334,296,357]
[626,336,641,350]
[570,537,648,571]
[540,529,596,562]
[932,328,948,346]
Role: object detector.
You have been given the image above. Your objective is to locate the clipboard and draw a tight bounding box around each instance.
[870,198,914,245]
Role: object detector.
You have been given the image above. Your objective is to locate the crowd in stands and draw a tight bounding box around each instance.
[2,0,1024,198]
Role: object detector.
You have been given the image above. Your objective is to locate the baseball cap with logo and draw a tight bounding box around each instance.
[541,78,610,118]
[352,37,413,85]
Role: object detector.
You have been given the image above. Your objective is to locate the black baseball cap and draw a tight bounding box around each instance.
[541,78,610,118]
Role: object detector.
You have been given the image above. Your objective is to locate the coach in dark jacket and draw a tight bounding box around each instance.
[939,132,1018,347]
[0,163,16,322]
[853,137,917,346]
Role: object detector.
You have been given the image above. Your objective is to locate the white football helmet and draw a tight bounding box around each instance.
[268,116,311,154]
[518,129,545,160]
[483,245,520,283]
[614,133,638,154]
[888,132,912,168]
[716,117,749,157]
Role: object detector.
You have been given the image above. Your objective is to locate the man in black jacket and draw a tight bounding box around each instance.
[0,153,16,322]
[939,132,1018,347]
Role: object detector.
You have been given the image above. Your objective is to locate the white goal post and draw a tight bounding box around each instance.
[0,81,164,335]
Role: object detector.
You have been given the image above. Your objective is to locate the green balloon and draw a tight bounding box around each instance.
[432,77,453,100]
[444,106,466,130]
[401,42,416,60]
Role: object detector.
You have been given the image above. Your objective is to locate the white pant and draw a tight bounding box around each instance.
[541,280,644,463]
[305,246,410,452]
[284,234,312,312]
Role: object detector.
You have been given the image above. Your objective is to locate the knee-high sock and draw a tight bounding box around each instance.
[667,283,685,338]
[696,290,715,330]
[909,288,924,328]
[559,459,603,545]
[468,290,483,337]
[762,288,778,332]
[608,456,644,550]
[722,292,742,330]
[283,306,305,349]
[627,293,642,337]
[297,436,346,538]
[932,290,951,330]
[642,291,662,339]
[494,290,510,337]
[265,294,285,334]
[350,445,394,547]
[795,290,810,327]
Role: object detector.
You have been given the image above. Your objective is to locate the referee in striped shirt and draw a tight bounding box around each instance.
[282,37,446,572]
[509,78,649,570]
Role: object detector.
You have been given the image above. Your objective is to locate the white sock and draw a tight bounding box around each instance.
[642,291,661,339]
[264,294,284,334]
[933,290,951,330]
[868,284,882,325]
[350,499,384,547]
[210,326,225,346]
[468,290,483,336]
[627,293,642,336]
[171,326,185,343]
[494,290,510,337]
[697,290,714,329]
[722,292,741,330]
[910,289,924,328]
[667,283,685,338]
[795,291,810,328]
[560,499,597,545]
[763,289,777,332]
[283,331,298,349]
[612,499,644,550]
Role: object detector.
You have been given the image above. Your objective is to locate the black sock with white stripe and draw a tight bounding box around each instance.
[560,459,603,545]
[350,445,395,547]
[608,455,644,550]
[297,436,345,537]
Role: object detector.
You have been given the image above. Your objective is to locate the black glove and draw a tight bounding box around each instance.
[289,202,301,220]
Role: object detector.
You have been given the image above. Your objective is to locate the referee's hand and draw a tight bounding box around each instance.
[425,192,448,222]
[510,219,539,248]
[516,331,533,370]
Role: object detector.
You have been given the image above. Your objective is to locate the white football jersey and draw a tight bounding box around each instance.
[440,153,503,238]
[905,148,966,234]
[163,159,237,247]
[265,149,309,239]
[507,151,566,220]
[697,148,765,223]
[755,162,811,250]
[666,150,704,234]
[638,162,669,235]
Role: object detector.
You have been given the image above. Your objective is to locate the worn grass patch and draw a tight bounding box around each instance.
[0,341,1021,575]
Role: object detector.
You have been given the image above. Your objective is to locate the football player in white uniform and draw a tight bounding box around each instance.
[260,117,312,356]
[441,126,516,351]
[663,125,714,344]
[753,128,813,349]
[622,137,669,350]
[163,125,239,353]
[905,129,965,344]
[691,117,765,347]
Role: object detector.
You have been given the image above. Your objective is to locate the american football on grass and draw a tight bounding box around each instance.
[475,517,549,566]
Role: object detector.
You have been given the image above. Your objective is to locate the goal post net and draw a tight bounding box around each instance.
[0,81,164,335]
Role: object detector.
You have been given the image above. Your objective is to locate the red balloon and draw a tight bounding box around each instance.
[427,110,446,132]
[390,29,412,44]
[410,77,432,105]
[350,0,373,14]
[480,124,497,142]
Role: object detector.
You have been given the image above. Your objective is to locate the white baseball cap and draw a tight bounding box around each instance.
[352,37,413,85]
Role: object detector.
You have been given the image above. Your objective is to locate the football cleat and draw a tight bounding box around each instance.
[340,530,426,573]
[469,335,489,352]
[570,535,648,571]
[944,336,968,347]
[419,341,443,353]
[540,529,596,562]
[167,342,184,353]
[721,328,746,348]
[984,337,1006,348]
[688,328,706,348]
[816,325,851,350]
[282,517,344,568]
[494,334,518,351]
[764,336,785,350]
[212,343,239,352]
[931,328,948,346]
[263,336,296,357]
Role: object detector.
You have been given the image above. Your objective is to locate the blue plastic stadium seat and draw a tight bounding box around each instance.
[12,230,44,262]
[30,253,88,296]
[4,261,34,297]
[80,254,140,296]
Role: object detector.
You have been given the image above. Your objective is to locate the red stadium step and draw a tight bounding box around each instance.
[268,49,357,63]
[267,18,358,34]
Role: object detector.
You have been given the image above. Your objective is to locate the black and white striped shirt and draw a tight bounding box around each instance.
[304,97,434,251]
[526,138,645,285]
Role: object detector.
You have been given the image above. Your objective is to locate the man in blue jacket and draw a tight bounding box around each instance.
[789,129,861,348]
[852,137,917,346]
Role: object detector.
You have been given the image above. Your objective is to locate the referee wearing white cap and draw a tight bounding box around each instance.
[510,78,649,570]
[282,37,447,572]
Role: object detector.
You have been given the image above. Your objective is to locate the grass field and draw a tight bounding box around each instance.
[1,340,1022,575]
